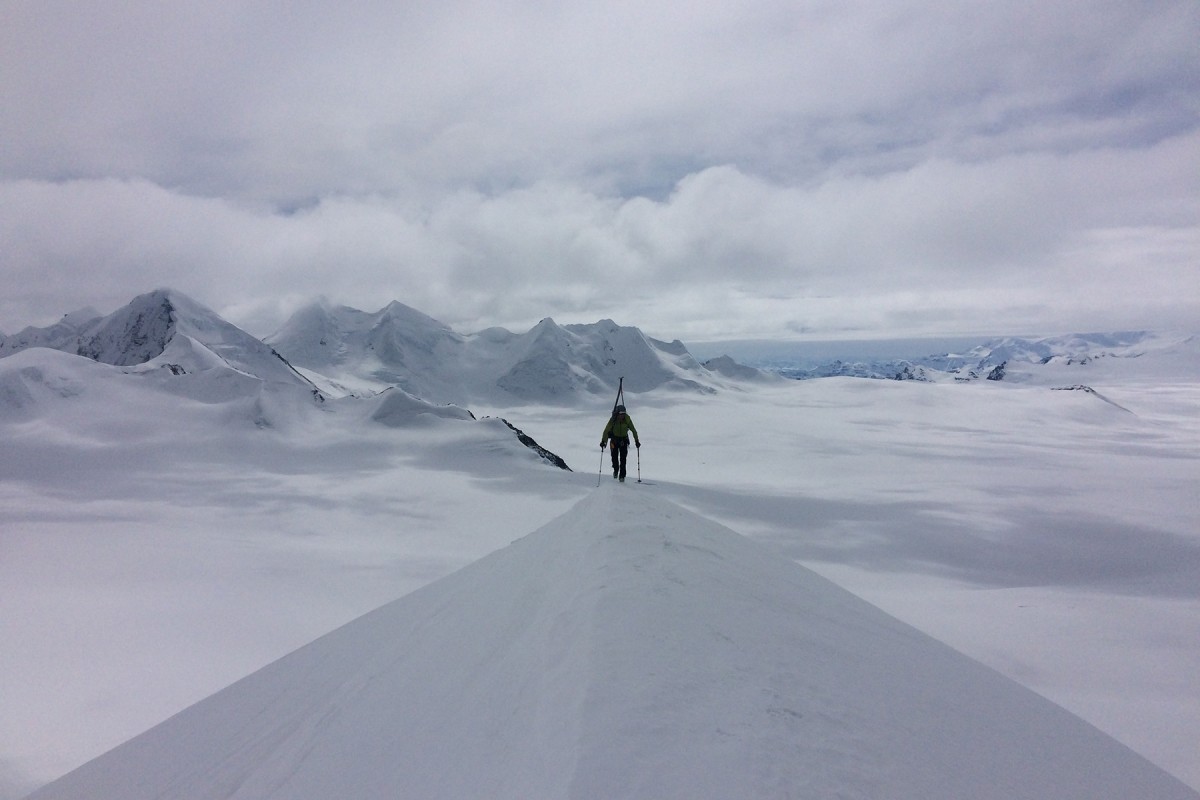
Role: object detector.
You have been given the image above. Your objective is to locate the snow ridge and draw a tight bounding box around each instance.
[25,488,1199,800]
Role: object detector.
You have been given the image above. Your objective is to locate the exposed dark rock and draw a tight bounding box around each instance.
[499,418,571,471]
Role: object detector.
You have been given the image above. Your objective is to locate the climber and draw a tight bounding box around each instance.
[600,404,640,482]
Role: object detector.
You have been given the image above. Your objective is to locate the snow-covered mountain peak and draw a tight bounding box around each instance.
[26,486,1199,800]
[268,301,748,404]
[3,291,768,408]
[84,290,312,387]
[266,298,464,373]
[0,289,322,404]
[262,299,350,364]
[376,299,456,334]
[76,288,179,366]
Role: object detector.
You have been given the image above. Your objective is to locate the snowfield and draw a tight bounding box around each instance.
[1,292,1197,797]
[21,488,1198,800]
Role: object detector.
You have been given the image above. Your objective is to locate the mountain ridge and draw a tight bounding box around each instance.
[0,292,576,464]
[2,289,763,408]
[265,298,751,404]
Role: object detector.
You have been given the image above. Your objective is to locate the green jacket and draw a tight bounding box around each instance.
[601,412,639,445]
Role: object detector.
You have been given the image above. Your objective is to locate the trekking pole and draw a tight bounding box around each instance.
[636,445,641,483]
[597,445,605,487]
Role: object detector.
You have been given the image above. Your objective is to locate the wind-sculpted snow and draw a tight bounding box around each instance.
[25,488,1198,800]
[361,386,476,427]
[0,349,95,420]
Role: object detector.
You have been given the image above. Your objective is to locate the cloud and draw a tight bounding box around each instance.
[7,1,1195,197]
[1,1,1197,341]
[5,123,1197,341]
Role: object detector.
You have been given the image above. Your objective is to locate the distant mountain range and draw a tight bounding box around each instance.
[754,331,1198,384]
[0,289,767,407]
[0,289,777,470]
[263,297,771,405]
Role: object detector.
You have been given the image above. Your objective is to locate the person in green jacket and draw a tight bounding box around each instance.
[600,404,641,482]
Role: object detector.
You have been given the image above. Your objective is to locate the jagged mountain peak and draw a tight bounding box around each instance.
[267,299,462,367]
[0,290,321,400]
[7,292,760,407]
[73,288,179,366]
[78,289,235,363]
[525,316,572,344]
[268,301,743,405]
[368,302,463,348]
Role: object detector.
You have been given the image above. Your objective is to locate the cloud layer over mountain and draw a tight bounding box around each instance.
[2,2,1197,340]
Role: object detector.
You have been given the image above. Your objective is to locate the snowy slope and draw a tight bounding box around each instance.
[0,347,133,424]
[267,300,745,404]
[26,487,1198,800]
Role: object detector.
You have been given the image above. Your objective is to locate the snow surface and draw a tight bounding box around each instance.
[2,292,1198,797]
[23,488,1198,800]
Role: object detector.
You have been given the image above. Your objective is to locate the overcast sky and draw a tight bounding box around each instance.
[2,0,1197,342]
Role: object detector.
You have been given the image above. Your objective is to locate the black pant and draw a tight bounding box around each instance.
[609,437,629,479]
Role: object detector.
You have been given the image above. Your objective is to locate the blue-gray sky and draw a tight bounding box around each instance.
[2,0,1197,341]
